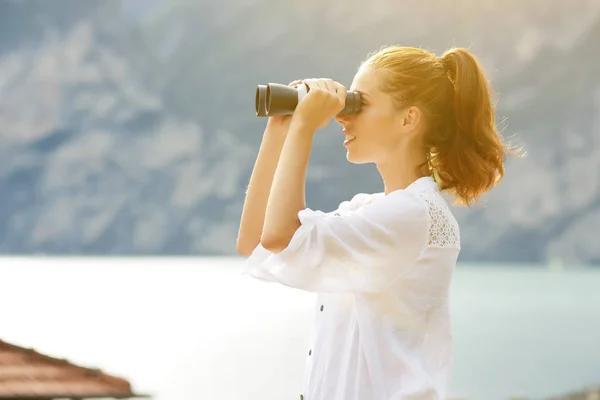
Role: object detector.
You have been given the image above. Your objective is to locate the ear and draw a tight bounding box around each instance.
[402,106,422,132]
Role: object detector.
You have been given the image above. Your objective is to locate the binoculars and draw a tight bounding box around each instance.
[255,82,362,117]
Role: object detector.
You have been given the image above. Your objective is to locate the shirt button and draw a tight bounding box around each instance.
[308,349,312,356]
[300,395,304,400]
[320,305,324,311]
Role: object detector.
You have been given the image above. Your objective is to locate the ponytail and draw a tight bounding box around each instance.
[433,48,515,205]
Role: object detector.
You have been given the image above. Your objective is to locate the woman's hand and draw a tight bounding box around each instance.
[291,78,347,132]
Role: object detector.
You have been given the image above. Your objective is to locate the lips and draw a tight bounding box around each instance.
[342,128,355,143]
[343,133,356,146]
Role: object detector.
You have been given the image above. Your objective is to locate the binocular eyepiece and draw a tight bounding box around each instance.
[255,83,361,117]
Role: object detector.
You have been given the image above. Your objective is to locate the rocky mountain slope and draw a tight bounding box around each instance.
[1,0,599,264]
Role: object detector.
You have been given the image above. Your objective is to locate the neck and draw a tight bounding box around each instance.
[376,146,429,195]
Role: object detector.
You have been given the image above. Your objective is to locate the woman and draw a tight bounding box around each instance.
[237,46,511,400]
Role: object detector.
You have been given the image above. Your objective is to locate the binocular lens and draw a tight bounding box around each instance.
[256,85,267,117]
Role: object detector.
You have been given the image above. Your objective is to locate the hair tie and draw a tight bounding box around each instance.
[438,56,455,87]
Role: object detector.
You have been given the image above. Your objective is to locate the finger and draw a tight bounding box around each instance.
[305,78,326,92]
[315,78,331,91]
[333,81,347,105]
[288,79,303,87]
[304,78,320,92]
[322,78,336,93]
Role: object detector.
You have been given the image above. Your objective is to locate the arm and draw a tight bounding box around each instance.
[260,121,315,253]
[236,121,289,256]
[260,78,347,252]
[237,80,305,256]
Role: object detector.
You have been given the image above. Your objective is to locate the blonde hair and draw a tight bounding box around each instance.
[363,46,520,206]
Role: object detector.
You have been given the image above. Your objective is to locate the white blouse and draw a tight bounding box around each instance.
[242,176,461,400]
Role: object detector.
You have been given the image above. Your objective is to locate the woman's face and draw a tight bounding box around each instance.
[335,66,406,165]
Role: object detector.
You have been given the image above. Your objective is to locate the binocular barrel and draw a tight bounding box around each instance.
[255,83,361,117]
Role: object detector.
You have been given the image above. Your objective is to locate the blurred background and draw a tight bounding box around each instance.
[0,0,599,399]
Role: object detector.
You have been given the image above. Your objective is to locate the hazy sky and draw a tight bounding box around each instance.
[122,0,162,20]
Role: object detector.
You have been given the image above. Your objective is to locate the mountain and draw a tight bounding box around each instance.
[0,0,599,265]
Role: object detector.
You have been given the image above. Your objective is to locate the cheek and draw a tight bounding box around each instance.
[357,108,382,130]
[360,111,395,144]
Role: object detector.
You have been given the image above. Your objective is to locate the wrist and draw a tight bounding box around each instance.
[288,117,317,137]
[264,122,289,138]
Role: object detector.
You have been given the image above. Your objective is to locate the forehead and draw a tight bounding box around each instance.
[349,65,380,94]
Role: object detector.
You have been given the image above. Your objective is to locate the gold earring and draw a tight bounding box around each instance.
[432,168,443,190]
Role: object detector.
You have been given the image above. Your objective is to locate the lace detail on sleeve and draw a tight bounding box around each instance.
[419,190,461,249]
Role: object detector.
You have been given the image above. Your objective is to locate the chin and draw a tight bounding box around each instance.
[345,151,371,164]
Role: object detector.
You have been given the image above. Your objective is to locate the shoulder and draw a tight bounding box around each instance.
[403,177,462,248]
[363,189,429,224]
[335,177,440,218]
[365,177,440,213]
[333,192,383,215]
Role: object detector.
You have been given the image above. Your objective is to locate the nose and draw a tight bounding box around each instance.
[335,112,352,126]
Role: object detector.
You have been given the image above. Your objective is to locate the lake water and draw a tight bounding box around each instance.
[1,257,599,400]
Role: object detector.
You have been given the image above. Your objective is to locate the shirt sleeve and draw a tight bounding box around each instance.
[242,190,429,293]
